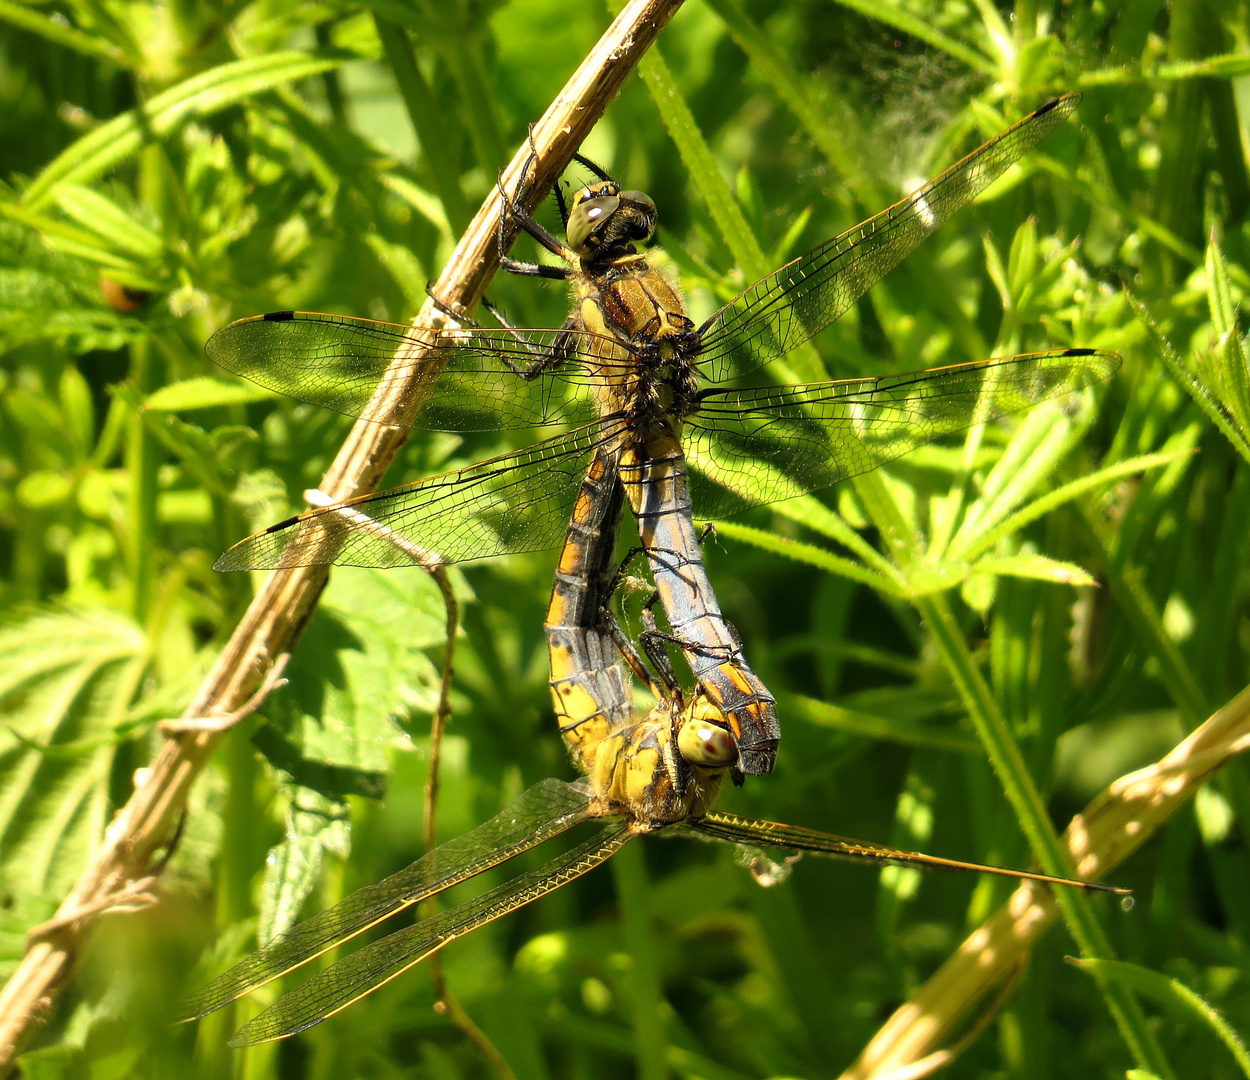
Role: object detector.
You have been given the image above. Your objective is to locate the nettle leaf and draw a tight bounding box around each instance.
[0,607,146,947]
[255,567,446,791]
[258,788,350,945]
[252,568,446,932]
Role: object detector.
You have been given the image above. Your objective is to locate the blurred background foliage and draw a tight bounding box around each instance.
[3,0,1250,1077]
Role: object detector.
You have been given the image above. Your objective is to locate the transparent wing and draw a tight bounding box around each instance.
[681,812,1127,894]
[207,312,638,431]
[177,779,594,1022]
[695,95,1080,383]
[213,420,627,571]
[683,350,1120,519]
[230,824,632,1045]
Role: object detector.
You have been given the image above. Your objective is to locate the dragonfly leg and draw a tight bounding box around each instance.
[604,604,674,703]
[424,282,475,325]
[571,151,614,183]
[496,167,575,272]
[637,599,683,697]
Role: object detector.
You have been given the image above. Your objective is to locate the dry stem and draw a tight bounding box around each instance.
[840,681,1250,1080]
[0,0,686,1067]
[418,569,517,1080]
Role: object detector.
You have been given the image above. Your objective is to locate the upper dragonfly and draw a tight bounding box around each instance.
[178,434,1128,1046]
[209,93,1117,775]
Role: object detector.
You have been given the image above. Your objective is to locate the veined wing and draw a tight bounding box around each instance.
[177,779,595,1021]
[681,812,1129,895]
[683,349,1120,519]
[207,312,638,432]
[230,823,632,1045]
[695,95,1080,383]
[213,419,626,571]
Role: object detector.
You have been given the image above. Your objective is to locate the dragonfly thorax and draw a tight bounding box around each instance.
[575,256,704,430]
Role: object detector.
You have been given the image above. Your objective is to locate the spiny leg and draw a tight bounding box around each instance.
[496,132,575,280]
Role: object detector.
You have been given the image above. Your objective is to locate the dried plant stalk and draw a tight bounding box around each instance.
[0,0,686,1066]
[840,682,1250,1080]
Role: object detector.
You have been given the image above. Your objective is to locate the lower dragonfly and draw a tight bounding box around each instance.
[207,93,1118,777]
[178,446,1129,1046]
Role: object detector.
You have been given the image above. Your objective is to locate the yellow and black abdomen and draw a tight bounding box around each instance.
[544,449,634,774]
[619,428,780,776]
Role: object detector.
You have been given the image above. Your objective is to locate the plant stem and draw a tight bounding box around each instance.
[611,841,667,1080]
[0,2,689,1065]
[916,592,1176,1079]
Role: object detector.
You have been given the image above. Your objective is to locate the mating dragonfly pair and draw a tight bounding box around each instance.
[184,93,1123,1041]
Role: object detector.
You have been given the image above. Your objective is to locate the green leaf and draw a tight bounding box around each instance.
[1081,53,1250,87]
[144,377,277,412]
[59,367,95,460]
[258,787,350,945]
[22,51,353,209]
[637,46,769,280]
[1129,292,1250,466]
[52,186,163,261]
[711,520,905,595]
[1206,236,1239,340]
[957,450,1190,562]
[947,402,1082,559]
[0,608,145,933]
[0,219,145,353]
[249,568,445,939]
[1202,239,1250,438]
[0,0,126,63]
[253,567,445,798]
[16,469,74,508]
[975,553,1097,587]
[1069,958,1250,1078]
[783,692,978,752]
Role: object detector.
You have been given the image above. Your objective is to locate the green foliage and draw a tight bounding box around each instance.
[2,0,1250,1078]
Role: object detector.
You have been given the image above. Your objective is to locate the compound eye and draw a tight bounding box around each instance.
[566,194,620,252]
[677,718,738,768]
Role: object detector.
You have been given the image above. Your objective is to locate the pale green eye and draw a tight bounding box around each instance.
[567,195,620,252]
[677,719,737,768]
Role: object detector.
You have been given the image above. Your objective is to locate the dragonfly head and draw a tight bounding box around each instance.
[567,181,657,260]
[676,698,738,769]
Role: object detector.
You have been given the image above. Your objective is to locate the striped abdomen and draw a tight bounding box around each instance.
[544,449,634,774]
[619,428,779,776]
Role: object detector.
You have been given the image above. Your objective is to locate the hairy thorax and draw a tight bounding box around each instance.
[572,254,702,433]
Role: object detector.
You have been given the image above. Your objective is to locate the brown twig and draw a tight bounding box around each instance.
[0,0,686,1067]
[157,654,290,734]
[840,681,1250,1080]
[418,569,518,1080]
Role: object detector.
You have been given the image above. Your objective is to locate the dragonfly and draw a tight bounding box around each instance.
[179,441,1130,1046]
[209,92,1118,777]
